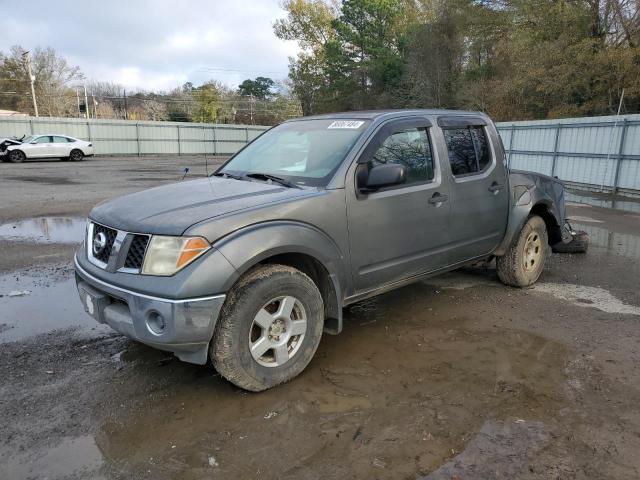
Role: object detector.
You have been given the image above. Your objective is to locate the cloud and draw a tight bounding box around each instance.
[2,0,299,91]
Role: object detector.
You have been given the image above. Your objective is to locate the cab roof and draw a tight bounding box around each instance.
[293,109,488,121]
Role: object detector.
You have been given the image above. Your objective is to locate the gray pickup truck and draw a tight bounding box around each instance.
[75,109,578,391]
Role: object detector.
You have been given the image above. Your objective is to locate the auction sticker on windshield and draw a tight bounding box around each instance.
[327,120,365,129]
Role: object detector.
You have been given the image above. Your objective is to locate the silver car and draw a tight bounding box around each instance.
[3,134,94,163]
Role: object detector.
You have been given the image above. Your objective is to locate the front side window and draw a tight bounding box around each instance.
[34,136,52,144]
[367,127,434,185]
[219,119,370,187]
[444,126,493,176]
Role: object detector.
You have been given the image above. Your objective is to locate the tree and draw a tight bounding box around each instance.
[0,45,82,116]
[193,81,222,122]
[275,0,640,120]
[237,77,276,99]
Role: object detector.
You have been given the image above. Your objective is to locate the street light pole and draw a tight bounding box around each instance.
[83,84,89,119]
[22,51,38,117]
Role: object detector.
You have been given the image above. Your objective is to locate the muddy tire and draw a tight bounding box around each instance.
[210,264,324,392]
[8,150,26,163]
[497,215,549,287]
[552,231,589,254]
[69,149,84,162]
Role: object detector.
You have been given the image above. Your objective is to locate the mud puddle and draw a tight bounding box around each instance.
[570,222,640,259]
[0,270,109,342]
[90,282,569,479]
[0,216,85,243]
[0,435,104,480]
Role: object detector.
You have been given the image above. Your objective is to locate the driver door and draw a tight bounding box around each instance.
[29,135,55,158]
[346,118,452,294]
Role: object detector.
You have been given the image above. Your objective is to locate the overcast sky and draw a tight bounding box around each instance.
[2,0,299,91]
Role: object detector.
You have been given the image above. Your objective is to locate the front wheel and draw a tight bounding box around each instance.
[210,264,324,391]
[8,150,26,163]
[69,149,84,161]
[497,215,549,287]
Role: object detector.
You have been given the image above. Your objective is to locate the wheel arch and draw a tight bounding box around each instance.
[211,221,347,334]
[494,190,563,256]
[8,148,26,159]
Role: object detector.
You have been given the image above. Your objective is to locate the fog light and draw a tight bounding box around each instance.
[146,311,166,335]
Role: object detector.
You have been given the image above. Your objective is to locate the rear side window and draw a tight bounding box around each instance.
[53,136,70,143]
[368,127,434,185]
[444,126,493,176]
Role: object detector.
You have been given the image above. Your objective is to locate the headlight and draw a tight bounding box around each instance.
[142,236,210,276]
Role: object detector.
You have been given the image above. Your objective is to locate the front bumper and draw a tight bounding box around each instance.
[74,256,226,364]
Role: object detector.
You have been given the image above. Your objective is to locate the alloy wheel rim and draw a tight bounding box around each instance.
[523,231,542,272]
[249,295,307,368]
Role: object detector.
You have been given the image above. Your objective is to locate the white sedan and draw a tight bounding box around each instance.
[3,134,94,163]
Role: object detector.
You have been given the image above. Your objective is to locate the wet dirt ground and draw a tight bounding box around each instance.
[1,157,640,479]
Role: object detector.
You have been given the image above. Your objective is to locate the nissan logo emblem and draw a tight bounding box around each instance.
[93,231,107,255]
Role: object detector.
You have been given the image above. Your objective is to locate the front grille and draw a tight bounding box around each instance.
[92,223,117,263]
[124,234,149,269]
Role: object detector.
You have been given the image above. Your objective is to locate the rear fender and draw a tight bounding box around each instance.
[494,178,565,256]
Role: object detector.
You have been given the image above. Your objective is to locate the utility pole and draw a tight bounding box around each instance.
[76,89,81,118]
[83,84,89,119]
[249,94,254,125]
[92,94,97,119]
[123,89,128,120]
[22,51,38,117]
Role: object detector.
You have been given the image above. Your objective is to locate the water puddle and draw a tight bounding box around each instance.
[0,271,110,343]
[420,420,550,479]
[0,216,86,243]
[566,190,640,214]
[571,223,640,260]
[0,435,104,479]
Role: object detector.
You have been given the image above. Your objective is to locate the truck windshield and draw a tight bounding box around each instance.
[217,119,370,187]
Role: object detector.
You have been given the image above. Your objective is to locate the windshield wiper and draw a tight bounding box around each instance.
[212,171,246,181]
[245,172,301,189]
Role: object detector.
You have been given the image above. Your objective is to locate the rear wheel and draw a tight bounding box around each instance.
[497,215,549,287]
[210,264,324,391]
[8,150,26,163]
[69,149,84,161]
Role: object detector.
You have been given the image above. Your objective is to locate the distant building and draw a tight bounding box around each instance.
[0,109,29,118]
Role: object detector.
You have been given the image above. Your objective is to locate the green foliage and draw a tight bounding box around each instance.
[237,77,276,99]
[276,0,640,120]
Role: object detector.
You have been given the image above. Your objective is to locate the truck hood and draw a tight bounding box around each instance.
[90,177,317,235]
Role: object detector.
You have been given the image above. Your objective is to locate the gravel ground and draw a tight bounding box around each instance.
[1,156,640,479]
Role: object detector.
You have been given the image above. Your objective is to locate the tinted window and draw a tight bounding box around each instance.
[444,128,477,175]
[368,127,434,185]
[472,127,491,170]
[444,126,493,176]
[34,136,52,144]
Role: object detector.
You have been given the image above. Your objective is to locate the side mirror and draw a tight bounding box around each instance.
[30,141,37,144]
[362,164,406,191]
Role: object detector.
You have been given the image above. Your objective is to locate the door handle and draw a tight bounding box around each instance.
[428,192,449,205]
[488,182,503,194]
